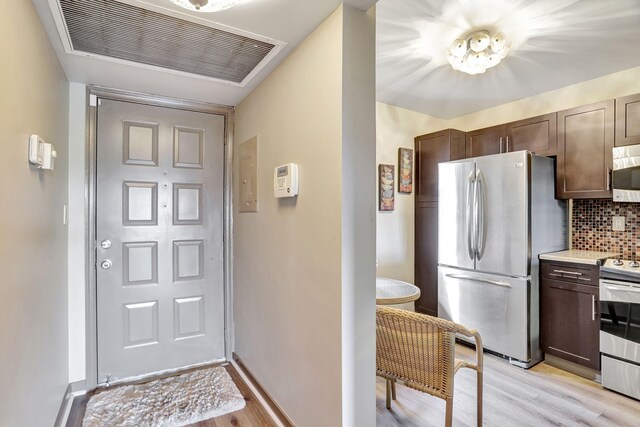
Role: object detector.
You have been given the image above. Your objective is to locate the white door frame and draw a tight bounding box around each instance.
[84,86,234,390]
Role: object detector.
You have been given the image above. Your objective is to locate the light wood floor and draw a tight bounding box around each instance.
[66,364,277,427]
[377,344,640,427]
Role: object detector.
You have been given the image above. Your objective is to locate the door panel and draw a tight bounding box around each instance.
[438,159,475,270]
[556,100,614,199]
[96,99,225,383]
[541,278,600,369]
[615,93,640,147]
[475,151,529,277]
[506,113,557,156]
[465,124,505,158]
[415,201,438,316]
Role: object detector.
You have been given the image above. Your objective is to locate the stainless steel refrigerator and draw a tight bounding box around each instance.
[438,150,566,368]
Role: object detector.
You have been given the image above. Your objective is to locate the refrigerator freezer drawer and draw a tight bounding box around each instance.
[602,355,640,400]
[438,266,531,362]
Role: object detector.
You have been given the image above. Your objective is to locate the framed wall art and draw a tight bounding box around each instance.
[379,164,395,211]
[398,147,413,193]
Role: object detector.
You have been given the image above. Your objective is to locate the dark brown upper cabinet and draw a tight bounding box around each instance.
[506,113,557,156]
[615,93,640,147]
[415,129,466,202]
[556,100,614,199]
[466,113,557,158]
[465,124,506,158]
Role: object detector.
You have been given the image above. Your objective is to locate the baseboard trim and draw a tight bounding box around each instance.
[544,353,601,382]
[232,353,295,427]
[53,383,74,427]
[70,380,87,394]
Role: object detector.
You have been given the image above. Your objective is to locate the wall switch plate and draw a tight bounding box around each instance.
[612,216,625,232]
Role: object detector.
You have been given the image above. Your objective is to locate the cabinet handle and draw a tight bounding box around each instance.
[506,136,509,152]
[592,295,596,321]
[607,168,612,191]
[499,137,504,153]
[552,269,582,276]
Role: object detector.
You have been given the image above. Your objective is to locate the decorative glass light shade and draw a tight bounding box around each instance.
[449,39,467,57]
[447,30,510,75]
[469,32,490,52]
[490,32,506,51]
[168,0,239,12]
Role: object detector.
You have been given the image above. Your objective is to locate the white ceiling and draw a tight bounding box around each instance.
[377,0,640,119]
[32,0,376,107]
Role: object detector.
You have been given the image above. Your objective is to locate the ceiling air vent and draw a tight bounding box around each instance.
[57,0,280,85]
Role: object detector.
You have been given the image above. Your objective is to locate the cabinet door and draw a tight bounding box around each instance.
[556,100,614,199]
[415,129,465,202]
[415,201,438,316]
[540,278,600,370]
[615,93,640,147]
[466,124,506,158]
[506,113,557,156]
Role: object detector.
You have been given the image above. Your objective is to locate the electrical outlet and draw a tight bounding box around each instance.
[612,216,625,232]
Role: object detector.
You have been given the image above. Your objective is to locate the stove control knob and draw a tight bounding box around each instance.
[613,258,624,266]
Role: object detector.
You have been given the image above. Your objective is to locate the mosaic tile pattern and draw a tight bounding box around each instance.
[572,199,640,259]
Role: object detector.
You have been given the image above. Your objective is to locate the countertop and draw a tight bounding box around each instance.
[538,249,620,265]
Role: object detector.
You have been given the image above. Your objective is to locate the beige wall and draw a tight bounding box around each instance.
[376,66,640,285]
[68,82,87,382]
[0,2,69,425]
[340,5,376,425]
[448,66,640,131]
[375,103,447,283]
[234,5,376,426]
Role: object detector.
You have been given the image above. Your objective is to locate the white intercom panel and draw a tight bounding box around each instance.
[273,163,299,198]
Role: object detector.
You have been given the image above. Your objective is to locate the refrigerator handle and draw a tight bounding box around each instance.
[476,170,485,259]
[467,170,476,260]
[445,273,512,288]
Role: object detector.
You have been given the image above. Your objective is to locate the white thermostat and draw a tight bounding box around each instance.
[273,163,299,198]
[28,134,57,170]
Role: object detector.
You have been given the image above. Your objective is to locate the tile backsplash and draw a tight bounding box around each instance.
[572,199,639,259]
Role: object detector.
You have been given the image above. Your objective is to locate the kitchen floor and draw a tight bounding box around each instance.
[376,344,640,427]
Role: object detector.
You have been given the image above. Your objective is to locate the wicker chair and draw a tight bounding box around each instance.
[376,306,483,427]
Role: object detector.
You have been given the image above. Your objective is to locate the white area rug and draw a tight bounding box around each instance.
[83,366,246,427]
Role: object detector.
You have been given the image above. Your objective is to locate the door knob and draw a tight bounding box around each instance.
[101,239,112,249]
[101,260,112,270]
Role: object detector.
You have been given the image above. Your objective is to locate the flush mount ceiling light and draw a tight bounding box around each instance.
[168,0,239,12]
[447,30,511,75]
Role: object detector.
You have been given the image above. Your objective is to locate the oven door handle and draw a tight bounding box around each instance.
[603,284,640,293]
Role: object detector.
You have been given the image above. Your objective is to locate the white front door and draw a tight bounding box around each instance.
[96,98,225,383]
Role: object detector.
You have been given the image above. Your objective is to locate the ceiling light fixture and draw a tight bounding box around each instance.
[447,30,510,75]
[168,0,239,12]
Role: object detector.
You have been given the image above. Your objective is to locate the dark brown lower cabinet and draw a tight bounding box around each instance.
[415,201,438,315]
[540,261,600,370]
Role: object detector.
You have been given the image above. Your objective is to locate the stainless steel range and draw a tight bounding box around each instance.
[599,259,640,400]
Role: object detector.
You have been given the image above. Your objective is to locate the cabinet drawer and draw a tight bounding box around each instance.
[540,261,599,286]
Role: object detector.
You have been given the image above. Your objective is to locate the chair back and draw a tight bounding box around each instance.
[376,306,457,400]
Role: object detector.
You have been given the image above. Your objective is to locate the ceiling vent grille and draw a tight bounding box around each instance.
[58,0,277,84]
